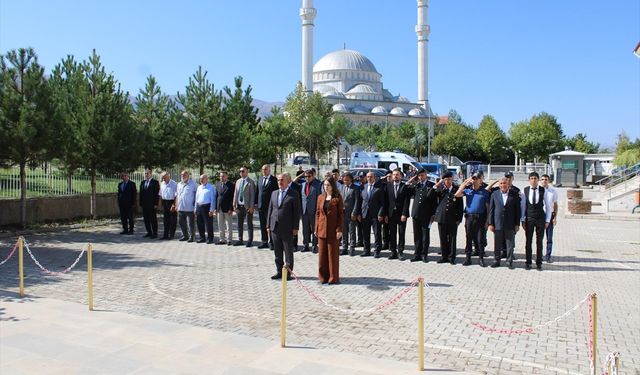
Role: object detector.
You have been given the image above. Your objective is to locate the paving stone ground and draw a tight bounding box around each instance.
[1,187,639,374]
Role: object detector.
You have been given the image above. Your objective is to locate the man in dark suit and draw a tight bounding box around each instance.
[405,168,437,262]
[257,164,278,249]
[487,177,521,269]
[383,169,410,260]
[339,172,361,256]
[268,172,301,280]
[215,171,235,245]
[117,172,137,235]
[299,169,322,253]
[139,169,160,238]
[358,172,386,258]
[521,172,552,270]
[433,171,464,264]
[380,171,392,250]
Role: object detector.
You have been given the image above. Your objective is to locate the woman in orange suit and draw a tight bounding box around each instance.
[315,177,344,284]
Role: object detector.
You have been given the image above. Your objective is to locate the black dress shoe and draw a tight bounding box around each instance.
[462,258,472,266]
[233,240,244,246]
[436,258,449,264]
[422,257,429,263]
[245,241,253,247]
[143,233,152,238]
[410,257,422,262]
[187,239,194,243]
[197,239,206,243]
[120,231,128,235]
[450,258,456,265]
[312,246,318,254]
[217,240,226,245]
[388,252,398,260]
[151,234,158,239]
[271,273,282,280]
[258,243,270,249]
[356,242,364,247]
[340,249,348,256]
[360,250,372,257]
[207,240,214,244]
[127,231,134,235]
[471,250,479,256]
[349,248,356,256]
[501,252,507,259]
[301,247,310,253]
[479,258,486,267]
[525,264,531,270]
[508,262,514,270]
[397,252,405,261]
[373,251,381,258]
[490,261,500,268]
[536,265,542,271]
[179,237,188,242]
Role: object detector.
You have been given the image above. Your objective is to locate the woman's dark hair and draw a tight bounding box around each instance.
[324,177,341,199]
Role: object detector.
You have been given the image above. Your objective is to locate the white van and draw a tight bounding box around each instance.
[350,151,421,176]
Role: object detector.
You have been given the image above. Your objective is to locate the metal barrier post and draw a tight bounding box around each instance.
[591,293,598,374]
[18,237,24,297]
[280,265,288,348]
[88,243,94,311]
[418,277,425,371]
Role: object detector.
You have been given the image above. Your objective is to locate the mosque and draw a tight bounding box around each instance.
[300,0,433,126]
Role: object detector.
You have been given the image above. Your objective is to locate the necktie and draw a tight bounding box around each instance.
[532,187,537,205]
[263,177,268,188]
[305,182,310,197]
[394,184,398,198]
[240,179,246,203]
[278,190,285,207]
[368,185,372,198]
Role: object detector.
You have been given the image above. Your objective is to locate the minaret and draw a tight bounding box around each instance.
[415,0,430,110]
[300,0,317,92]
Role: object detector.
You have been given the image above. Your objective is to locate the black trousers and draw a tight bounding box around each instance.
[258,208,271,245]
[119,204,134,232]
[412,218,430,258]
[142,205,158,235]
[382,222,390,247]
[388,216,406,253]
[362,216,382,251]
[236,205,253,242]
[438,222,458,260]
[161,199,177,238]
[464,213,485,257]
[272,229,294,273]
[301,213,317,248]
[341,213,357,249]
[493,229,516,262]
[196,204,214,241]
[356,220,364,245]
[525,218,545,266]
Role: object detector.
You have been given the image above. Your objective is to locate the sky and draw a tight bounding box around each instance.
[1,0,639,148]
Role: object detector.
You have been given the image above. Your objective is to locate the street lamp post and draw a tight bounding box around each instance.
[427,92,432,162]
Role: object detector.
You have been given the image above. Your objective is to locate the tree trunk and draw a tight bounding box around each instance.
[199,158,205,176]
[90,169,97,220]
[67,173,73,194]
[20,161,27,228]
[335,141,340,172]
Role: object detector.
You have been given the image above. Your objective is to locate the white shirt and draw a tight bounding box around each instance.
[520,185,553,223]
[501,191,509,206]
[196,182,216,212]
[159,179,177,200]
[544,185,558,204]
[176,179,197,212]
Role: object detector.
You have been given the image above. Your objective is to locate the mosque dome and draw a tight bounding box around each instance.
[313,49,379,74]
[408,108,425,117]
[345,84,383,101]
[389,107,407,116]
[395,96,410,103]
[323,90,345,99]
[332,103,349,113]
[371,106,388,115]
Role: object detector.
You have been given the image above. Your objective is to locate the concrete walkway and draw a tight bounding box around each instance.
[0,292,474,375]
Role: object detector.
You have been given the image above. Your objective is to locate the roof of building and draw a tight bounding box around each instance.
[313,49,379,74]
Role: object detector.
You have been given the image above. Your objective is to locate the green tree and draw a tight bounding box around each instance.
[613,132,640,167]
[283,82,333,168]
[0,48,53,227]
[566,133,599,154]
[133,75,180,169]
[508,112,564,162]
[220,76,260,170]
[257,107,294,173]
[49,55,90,193]
[82,50,140,218]
[176,67,223,174]
[411,122,428,159]
[329,114,351,170]
[476,114,509,163]
[431,123,479,161]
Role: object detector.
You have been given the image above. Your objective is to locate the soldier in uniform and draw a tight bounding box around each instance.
[433,171,464,264]
[405,168,437,262]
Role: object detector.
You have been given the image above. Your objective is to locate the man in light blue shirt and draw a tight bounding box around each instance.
[176,170,197,242]
[195,174,217,244]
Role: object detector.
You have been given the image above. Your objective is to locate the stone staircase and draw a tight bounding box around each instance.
[597,174,640,212]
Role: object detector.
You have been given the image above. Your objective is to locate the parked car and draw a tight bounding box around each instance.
[292,155,318,165]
